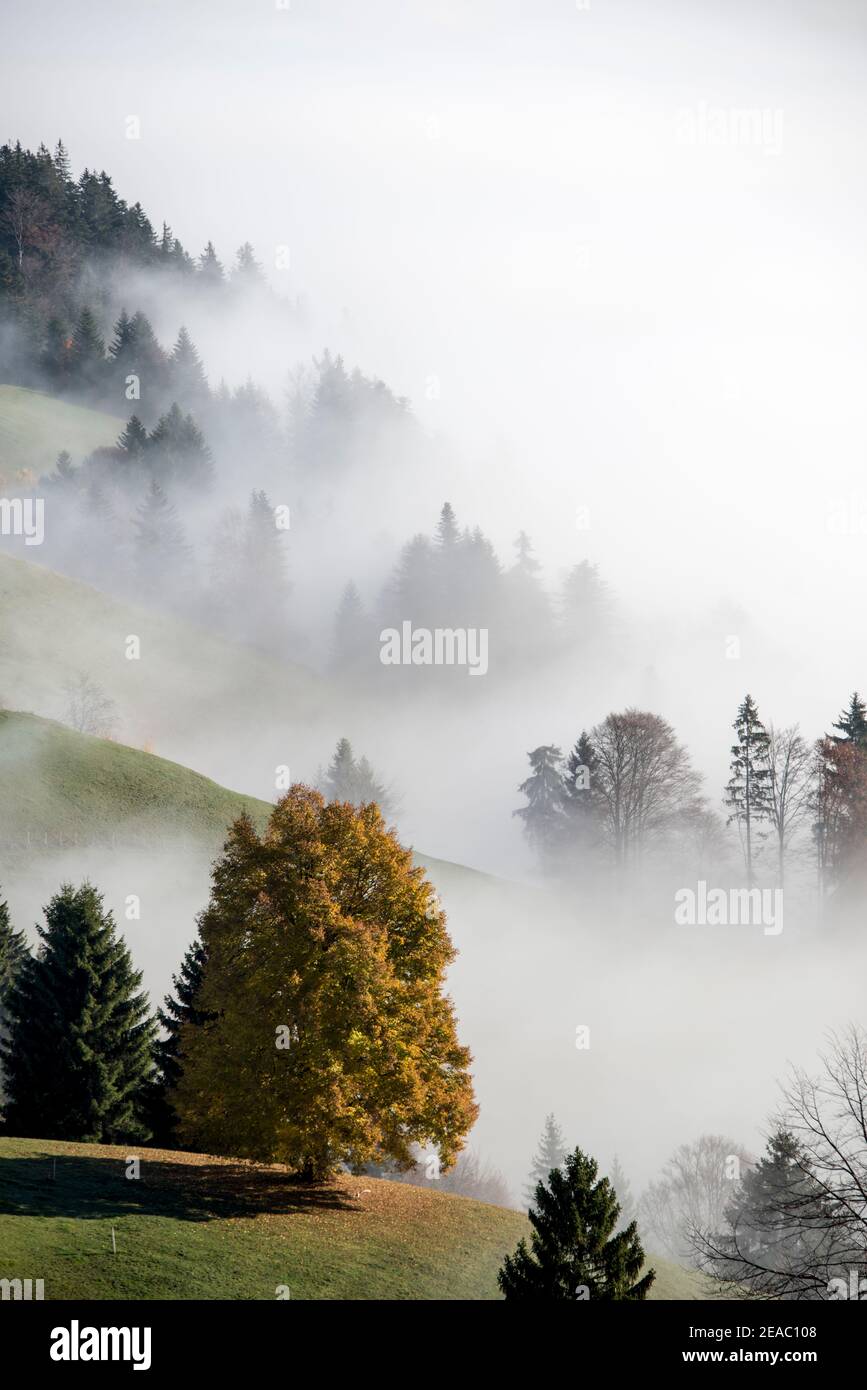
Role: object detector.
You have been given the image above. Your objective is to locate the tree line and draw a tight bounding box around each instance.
[516,691,867,894]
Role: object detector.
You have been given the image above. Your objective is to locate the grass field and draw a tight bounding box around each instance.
[0,385,122,480]
[0,1138,715,1301]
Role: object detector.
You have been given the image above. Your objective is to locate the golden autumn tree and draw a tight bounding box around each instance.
[173,786,478,1179]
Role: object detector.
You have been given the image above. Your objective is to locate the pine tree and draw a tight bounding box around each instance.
[609,1155,637,1231]
[514,746,568,868]
[69,306,106,391]
[319,738,392,813]
[0,883,154,1142]
[562,732,600,852]
[331,581,368,673]
[148,404,213,489]
[831,692,867,746]
[146,938,214,1147]
[169,326,209,408]
[232,242,265,287]
[198,240,225,285]
[132,479,191,591]
[500,1146,655,1300]
[725,695,771,885]
[117,414,148,457]
[0,893,28,1103]
[524,1113,568,1207]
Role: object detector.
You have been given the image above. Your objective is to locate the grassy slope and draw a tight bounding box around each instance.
[0,385,122,479]
[0,1138,713,1301]
[0,709,273,848]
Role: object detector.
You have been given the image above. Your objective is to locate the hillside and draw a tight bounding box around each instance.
[0,385,123,479]
[0,1138,715,1301]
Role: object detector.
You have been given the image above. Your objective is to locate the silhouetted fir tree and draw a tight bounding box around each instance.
[124,310,169,405]
[168,326,209,409]
[505,531,553,660]
[117,414,149,457]
[132,479,191,590]
[69,306,105,391]
[148,403,213,489]
[725,695,772,886]
[0,892,28,1104]
[232,241,265,287]
[0,883,155,1142]
[244,489,288,616]
[331,580,368,672]
[435,501,459,551]
[561,560,610,645]
[500,1147,655,1300]
[146,938,214,1147]
[319,738,392,812]
[524,1113,568,1206]
[43,449,78,495]
[562,732,600,855]
[198,240,225,285]
[514,745,568,867]
[609,1155,637,1231]
[831,692,867,746]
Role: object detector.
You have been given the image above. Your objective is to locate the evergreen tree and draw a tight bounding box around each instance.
[168,326,209,408]
[562,732,600,852]
[514,745,569,868]
[499,1146,655,1300]
[68,306,105,391]
[232,241,265,287]
[331,580,368,673]
[725,694,771,885]
[524,1112,568,1207]
[609,1155,637,1231]
[117,414,149,457]
[0,883,154,1142]
[198,240,225,285]
[132,479,191,591]
[147,938,213,1147]
[0,893,28,1104]
[319,738,392,813]
[831,692,867,746]
[148,403,213,489]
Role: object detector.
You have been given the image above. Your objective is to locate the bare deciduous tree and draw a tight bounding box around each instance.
[695,1029,867,1299]
[63,673,117,739]
[639,1133,753,1267]
[590,709,704,866]
[1,187,48,272]
[764,724,814,884]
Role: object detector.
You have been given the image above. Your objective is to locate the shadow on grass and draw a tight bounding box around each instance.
[0,1150,352,1224]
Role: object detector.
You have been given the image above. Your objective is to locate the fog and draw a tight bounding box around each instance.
[3,0,867,1221]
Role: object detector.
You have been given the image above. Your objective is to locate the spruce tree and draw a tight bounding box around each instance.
[198,240,225,285]
[169,326,209,408]
[609,1155,636,1231]
[132,479,191,591]
[147,938,213,1147]
[331,581,367,672]
[831,692,867,746]
[562,732,599,853]
[0,892,29,1099]
[0,883,154,1142]
[117,414,149,457]
[500,1146,655,1300]
[524,1112,568,1207]
[514,746,568,868]
[725,694,771,885]
[69,306,106,392]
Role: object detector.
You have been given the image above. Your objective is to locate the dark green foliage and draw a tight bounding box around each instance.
[117,414,149,456]
[499,1146,655,1300]
[146,938,213,1147]
[0,883,155,1143]
[725,694,771,883]
[831,692,867,746]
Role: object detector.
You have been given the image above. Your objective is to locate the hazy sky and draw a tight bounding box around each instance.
[6,0,867,646]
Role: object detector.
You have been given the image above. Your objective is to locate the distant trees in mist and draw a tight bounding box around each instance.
[516,689,867,900]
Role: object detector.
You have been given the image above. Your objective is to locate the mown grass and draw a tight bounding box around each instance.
[0,385,122,479]
[0,1138,716,1301]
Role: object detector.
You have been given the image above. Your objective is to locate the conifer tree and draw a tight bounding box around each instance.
[132,479,191,591]
[117,414,148,457]
[609,1155,637,1230]
[147,938,213,1147]
[725,694,771,885]
[0,883,154,1142]
[69,306,105,391]
[500,1146,655,1300]
[0,892,28,1103]
[514,745,568,868]
[169,326,209,408]
[562,732,600,852]
[831,692,867,746]
[524,1112,568,1207]
[198,240,225,285]
[331,581,367,672]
